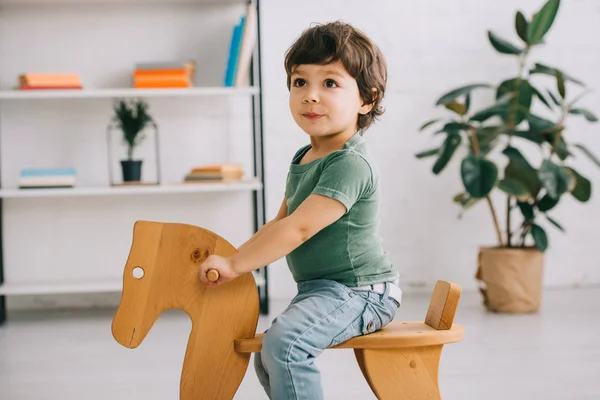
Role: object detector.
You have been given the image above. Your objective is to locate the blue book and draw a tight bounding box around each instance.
[20,168,76,177]
[224,16,245,87]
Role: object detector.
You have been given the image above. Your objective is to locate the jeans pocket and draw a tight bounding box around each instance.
[361,304,382,335]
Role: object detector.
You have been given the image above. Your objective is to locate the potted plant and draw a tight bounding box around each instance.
[416,0,598,313]
[111,98,156,182]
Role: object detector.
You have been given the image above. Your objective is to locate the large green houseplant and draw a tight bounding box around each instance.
[416,0,598,313]
[111,98,156,182]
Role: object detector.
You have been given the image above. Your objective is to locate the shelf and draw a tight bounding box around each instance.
[0,273,266,295]
[0,179,262,198]
[0,86,259,100]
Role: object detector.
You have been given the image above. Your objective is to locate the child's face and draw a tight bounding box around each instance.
[289,60,372,139]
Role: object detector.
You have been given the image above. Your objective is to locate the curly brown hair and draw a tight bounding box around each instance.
[284,21,387,132]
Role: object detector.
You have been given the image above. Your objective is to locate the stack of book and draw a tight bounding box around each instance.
[18,167,76,189]
[17,73,83,90]
[133,60,196,89]
[184,164,244,183]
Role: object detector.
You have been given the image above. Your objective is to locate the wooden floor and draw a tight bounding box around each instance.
[0,286,598,399]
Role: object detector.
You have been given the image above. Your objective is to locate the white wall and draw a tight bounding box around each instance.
[2,0,599,311]
[260,0,600,299]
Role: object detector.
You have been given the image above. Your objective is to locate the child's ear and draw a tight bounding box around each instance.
[359,88,378,115]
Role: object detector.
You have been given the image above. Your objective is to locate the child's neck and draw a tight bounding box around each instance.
[309,130,357,158]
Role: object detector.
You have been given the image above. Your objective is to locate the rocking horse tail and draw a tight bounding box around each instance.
[354,281,462,400]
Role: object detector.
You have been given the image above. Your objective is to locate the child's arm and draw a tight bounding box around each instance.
[198,194,346,285]
[236,196,288,253]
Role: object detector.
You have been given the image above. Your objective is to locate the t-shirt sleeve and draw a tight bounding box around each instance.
[311,152,373,212]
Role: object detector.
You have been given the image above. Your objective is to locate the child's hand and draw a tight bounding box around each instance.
[198,254,239,286]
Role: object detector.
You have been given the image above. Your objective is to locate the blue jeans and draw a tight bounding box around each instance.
[253,279,399,400]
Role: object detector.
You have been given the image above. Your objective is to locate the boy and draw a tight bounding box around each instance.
[198,21,402,399]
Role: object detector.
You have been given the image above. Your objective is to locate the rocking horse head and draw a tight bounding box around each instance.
[112,220,260,399]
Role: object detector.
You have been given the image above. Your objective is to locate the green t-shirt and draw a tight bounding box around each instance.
[284,132,399,287]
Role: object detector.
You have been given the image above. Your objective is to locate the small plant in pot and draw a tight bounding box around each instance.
[111,98,156,183]
[416,0,598,313]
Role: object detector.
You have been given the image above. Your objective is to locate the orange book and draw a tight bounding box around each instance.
[191,163,243,173]
[19,73,82,87]
[134,74,191,87]
[134,69,188,76]
[134,81,191,88]
[19,85,82,90]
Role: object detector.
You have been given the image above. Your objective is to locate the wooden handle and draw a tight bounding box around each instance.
[207,269,220,282]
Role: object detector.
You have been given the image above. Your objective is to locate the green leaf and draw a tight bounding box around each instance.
[444,100,467,116]
[573,144,600,168]
[498,178,531,201]
[538,159,574,199]
[432,132,462,175]
[435,122,471,135]
[553,137,571,161]
[415,148,440,159]
[537,194,559,211]
[516,11,529,42]
[527,0,561,45]
[488,31,524,54]
[470,97,511,123]
[531,224,549,251]
[436,84,493,106]
[496,78,534,125]
[545,215,564,232]
[530,85,552,110]
[569,108,598,122]
[503,146,542,195]
[465,93,471,113]
[547,90,561,106]
[557,70,566,98]
[565,167,592,202]
[505,164,541,196]
[530,63,584,86]
[419,118,442,132]
[452,192,481,210]
[528,114,557,132]
[477,126,502,156]
[503,146,536,169]
[112,98,153,151]
[461,155,498,198]
[518,201,535,221]
[511,130,546,144]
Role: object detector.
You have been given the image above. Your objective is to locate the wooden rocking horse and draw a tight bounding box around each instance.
[112,220,465,399]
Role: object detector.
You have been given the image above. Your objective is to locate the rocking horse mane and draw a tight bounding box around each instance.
[112,220,260,399]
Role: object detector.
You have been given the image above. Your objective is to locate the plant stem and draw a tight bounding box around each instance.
[505,49,529,247]
[549,110,567,159]
[506,196,512,247]
[468,126,504,247]
[487,196,504,247]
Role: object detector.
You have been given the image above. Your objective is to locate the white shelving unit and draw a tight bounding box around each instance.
[0,0,268,321]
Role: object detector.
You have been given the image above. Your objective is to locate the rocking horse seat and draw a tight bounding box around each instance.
[234,321,465,353]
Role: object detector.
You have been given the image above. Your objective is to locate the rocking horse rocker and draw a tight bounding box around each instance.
[112,221,465,399]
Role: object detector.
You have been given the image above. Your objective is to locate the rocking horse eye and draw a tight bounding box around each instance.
[132,267,145,279]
